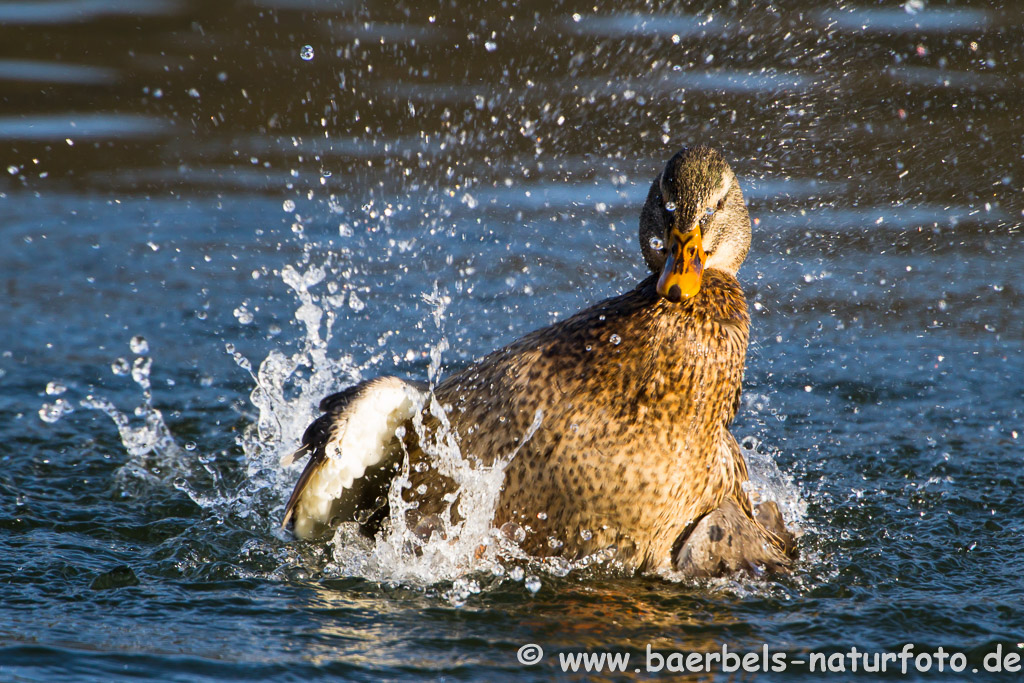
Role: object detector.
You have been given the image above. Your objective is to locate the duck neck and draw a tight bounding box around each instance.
[637,267,750,437]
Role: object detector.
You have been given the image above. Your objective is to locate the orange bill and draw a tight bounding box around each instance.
[656,226,706,301]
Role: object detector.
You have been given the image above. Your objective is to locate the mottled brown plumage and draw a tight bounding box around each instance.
[283,146,796,576]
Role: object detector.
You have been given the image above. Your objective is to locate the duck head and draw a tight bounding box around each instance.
[639,146,752,302]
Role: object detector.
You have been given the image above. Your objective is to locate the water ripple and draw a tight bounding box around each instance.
[818,7,992,33]
[566,12,719,39]
[0,0,180,24]
[889,66,1010,91]
[0,59,117,85]
[581,69,815,96]
[0,114,171,141]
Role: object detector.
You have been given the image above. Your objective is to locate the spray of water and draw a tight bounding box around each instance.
[38,249,808,597]
[48,337,191,494]
[263,278,549,598]
[234,260,363,497]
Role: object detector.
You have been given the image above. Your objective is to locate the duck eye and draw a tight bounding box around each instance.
[716,198,725,212]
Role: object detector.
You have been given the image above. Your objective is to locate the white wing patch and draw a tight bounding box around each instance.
[282,377,427,539]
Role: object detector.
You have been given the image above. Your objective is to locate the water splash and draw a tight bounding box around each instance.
[235,259,363,506]
[741,436,807,532]
[244,271,626,598]
[328,401,546,595]
[38,397,73,423]
[38,248,806,597]
[70,337,188,492]
[263,281,539,595]
[244,261,806,596]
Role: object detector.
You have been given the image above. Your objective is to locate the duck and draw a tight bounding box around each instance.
[280,146,796,577]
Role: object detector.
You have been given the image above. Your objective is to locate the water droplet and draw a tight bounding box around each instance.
[299,44,314,61]
[649,236,664,251]
[579,529,593,541]
[665,201,677,212]
[524,575,542,594]
[544,556,572,577]
[45,381,67,396]
[111,358,130,375]
[501,522,527,543]
[537,511,547,520]
[131,357,152,384]
[184,441,197,451]
[348,292,365,311]
[38,402,61,423]
[38,398,73,424]
[233,306,254,324]
[547,536,563,549]
[509,566,525,581]
[484,41,497,52]
[282,199,296,213]
[609,334,621,346]
[129,335,149,354]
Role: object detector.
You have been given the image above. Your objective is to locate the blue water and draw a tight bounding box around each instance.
[2,1,1023,680]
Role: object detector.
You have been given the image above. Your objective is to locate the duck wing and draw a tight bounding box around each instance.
[280,376,428,539]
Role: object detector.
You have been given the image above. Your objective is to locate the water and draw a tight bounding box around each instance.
[2,1,1023,680]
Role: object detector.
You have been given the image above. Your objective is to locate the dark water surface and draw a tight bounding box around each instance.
[2,0,1023,680]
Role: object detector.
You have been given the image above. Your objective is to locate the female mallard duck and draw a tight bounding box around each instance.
[281,146,796,577]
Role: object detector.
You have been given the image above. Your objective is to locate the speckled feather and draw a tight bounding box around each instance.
[402,269,771,571]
